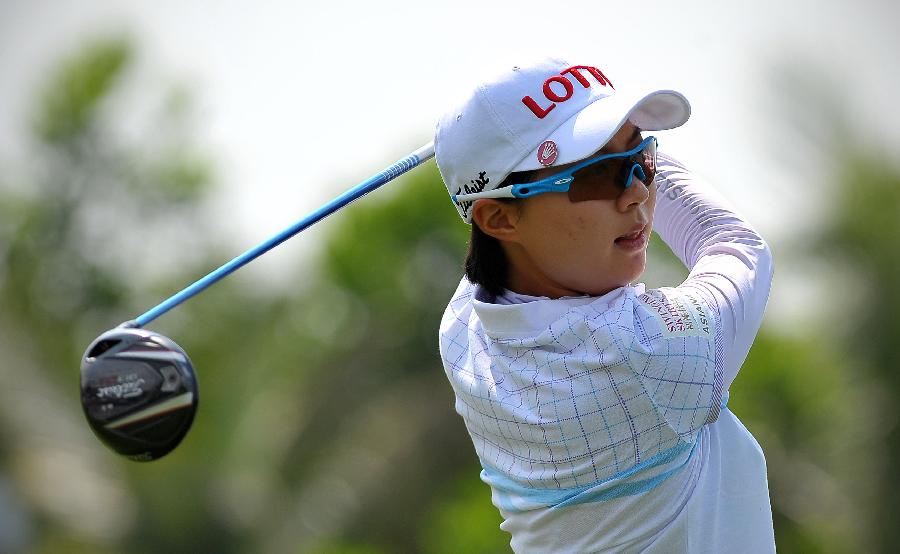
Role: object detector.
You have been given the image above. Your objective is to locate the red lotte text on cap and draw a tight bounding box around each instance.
[434,56,692,224]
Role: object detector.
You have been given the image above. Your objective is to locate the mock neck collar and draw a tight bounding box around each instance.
[471,283,644,338]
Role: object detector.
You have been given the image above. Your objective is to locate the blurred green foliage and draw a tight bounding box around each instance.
[34,38,129,146]
[0,34,897,553]
[810,153,900,552]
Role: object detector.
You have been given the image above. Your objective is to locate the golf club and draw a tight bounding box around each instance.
[80,142,435,461]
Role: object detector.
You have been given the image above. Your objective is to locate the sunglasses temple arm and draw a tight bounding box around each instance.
[453,188,517,202]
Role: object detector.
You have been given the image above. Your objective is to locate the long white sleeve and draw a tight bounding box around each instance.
[652,151,774,390]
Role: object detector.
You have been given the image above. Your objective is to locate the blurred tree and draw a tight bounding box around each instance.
[763,59,900,553]
[1,35,213,372]
[0,35,231,553]
[728,329,875,552]
[242,164,513,552]
[810,155,900,552]
[418,472,508,554]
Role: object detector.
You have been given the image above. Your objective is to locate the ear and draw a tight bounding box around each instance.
[471,199,522,243]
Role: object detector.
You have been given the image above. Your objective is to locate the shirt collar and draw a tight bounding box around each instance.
[472,283,641,338]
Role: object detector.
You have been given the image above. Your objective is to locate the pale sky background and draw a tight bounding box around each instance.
[1,0,898,331]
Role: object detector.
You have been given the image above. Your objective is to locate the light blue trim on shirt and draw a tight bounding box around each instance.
[481,438,699,513]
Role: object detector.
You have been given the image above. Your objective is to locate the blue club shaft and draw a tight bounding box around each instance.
[129,142,435,328]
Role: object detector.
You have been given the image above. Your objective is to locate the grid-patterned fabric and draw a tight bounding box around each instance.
[438,277,724,511]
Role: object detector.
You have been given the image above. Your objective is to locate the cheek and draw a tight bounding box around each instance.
[525,204,617,264]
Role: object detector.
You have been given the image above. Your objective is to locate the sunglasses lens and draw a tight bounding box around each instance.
[568,139,656,202]
[638,139,657,185]
[570,158,623,201]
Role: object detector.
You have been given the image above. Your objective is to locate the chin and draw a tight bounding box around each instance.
[626,256,647,280]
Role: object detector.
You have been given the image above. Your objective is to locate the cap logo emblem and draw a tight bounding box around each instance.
[453,171,490,219]
[521,65,614,120]
[537,141,558,166]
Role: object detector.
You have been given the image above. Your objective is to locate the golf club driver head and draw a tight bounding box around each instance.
[80,327,198,461]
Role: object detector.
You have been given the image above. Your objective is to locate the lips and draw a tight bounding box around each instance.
[615,222,648,242]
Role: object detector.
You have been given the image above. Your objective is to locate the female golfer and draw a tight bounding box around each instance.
[434,56,775,553]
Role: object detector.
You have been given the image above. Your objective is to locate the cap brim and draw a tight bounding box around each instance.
[511,88,691,172]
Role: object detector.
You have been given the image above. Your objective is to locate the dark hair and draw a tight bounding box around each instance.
[463,169,537,297]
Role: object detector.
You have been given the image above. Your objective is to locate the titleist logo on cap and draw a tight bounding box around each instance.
[521,65,614,119]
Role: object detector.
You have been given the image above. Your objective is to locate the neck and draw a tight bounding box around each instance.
[503,244,583,299]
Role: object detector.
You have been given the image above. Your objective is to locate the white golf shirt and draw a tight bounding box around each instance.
[438,152,776,553]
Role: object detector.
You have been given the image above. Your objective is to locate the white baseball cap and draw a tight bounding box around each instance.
[434,56,691,223]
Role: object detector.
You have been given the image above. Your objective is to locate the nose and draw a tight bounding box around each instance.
[617,168,652,209]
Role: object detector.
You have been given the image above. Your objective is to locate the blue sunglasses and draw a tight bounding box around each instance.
[453,135,658,203]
